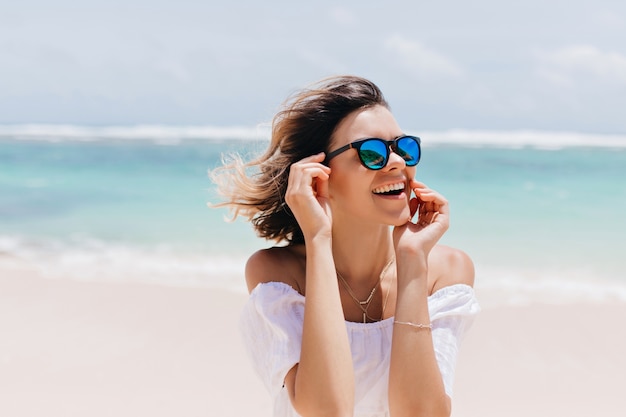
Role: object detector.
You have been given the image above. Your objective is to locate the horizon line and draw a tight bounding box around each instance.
[1,123,626,149]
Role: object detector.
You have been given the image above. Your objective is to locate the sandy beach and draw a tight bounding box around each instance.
[1,258,624,417]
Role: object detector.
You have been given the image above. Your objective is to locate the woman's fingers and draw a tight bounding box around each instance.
[287,154,330,189]
[418,201,440,226]
[315,169,330,199]
[411,180,447,204]
[285,153,332,207]
[408,180,449,229]
[284,153,335,238]
[297,151,327,165]
[412,187,442,202]
[409,196,419,219]
[289,153,330,178]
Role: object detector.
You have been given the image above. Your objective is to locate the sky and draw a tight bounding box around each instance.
[1,0,626,133]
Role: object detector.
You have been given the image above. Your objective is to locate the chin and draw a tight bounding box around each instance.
[387,207,411,227]
[389,218,409,227]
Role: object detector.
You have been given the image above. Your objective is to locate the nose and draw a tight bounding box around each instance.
[384,146,406,170]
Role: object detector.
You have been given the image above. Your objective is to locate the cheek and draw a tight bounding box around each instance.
[328,169,372,204]
[328,175,355,201]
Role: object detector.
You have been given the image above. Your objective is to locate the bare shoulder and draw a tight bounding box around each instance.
[428,244,475,294]
[245,244,306,294]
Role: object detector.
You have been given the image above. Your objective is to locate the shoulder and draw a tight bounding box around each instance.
[428,244,475,294]
[245,244,306,294]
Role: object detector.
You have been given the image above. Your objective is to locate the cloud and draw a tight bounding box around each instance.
[329,6,357,26]
[383,34,463,79]
[535,44,626,86]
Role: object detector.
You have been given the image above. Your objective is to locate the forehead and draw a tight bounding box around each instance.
[331,105,403,148]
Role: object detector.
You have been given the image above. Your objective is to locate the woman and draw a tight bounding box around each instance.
[212,75,479,417]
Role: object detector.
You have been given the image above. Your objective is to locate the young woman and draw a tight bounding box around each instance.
[212,75,479,417]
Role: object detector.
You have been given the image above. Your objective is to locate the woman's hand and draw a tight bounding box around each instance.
[285,152,333,240]
[392,180,449,263]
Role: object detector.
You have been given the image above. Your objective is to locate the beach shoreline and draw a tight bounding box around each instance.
[1,258,624,417]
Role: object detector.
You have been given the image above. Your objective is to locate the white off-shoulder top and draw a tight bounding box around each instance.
[240,282,480,417]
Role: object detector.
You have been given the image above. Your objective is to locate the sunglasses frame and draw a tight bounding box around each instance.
[324,135,421,170]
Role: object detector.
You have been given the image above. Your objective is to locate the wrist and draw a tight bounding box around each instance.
[395,257,428,286]
[395,249,428,271]
[304,231,333,247]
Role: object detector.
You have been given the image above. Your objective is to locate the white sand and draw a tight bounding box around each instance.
[1,258,624,416]
[453,300,626,417]
[0,259,270,417]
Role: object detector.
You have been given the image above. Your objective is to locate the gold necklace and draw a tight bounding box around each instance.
[337,257,395,323]
[380,273,393,319]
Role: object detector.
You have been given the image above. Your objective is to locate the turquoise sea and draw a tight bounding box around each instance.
[1,127,625,304]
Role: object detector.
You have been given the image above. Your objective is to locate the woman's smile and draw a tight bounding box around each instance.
[372,181,407,196]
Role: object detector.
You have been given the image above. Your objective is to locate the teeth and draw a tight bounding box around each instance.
[372,182,405,194]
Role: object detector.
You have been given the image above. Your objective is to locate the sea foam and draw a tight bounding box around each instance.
[475,264,626,308]
[0,235,249,293]
[2,234,626,305]
[1,124,626,149]
[421,129,626,149]
[0,124,272,144]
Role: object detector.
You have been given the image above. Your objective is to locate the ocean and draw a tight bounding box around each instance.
[1,126,625,305]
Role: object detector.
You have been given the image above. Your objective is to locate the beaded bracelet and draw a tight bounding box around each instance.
[393,320,432,330]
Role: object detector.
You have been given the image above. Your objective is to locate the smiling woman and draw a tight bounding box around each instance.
[211,75,479,417]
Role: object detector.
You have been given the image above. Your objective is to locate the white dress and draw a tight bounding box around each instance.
[240,282,480,417]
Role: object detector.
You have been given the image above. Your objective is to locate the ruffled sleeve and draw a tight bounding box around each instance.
[239,282,305,398]
[428,284,480,397]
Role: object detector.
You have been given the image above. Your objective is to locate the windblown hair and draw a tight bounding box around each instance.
[210,75,389,244]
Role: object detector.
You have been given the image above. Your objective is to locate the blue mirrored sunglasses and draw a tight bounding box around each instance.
[324,135,421,170]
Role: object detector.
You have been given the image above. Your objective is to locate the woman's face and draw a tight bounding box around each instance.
[327,105,416,227]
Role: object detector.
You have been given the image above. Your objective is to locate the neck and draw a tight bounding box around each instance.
[331,221,395,287]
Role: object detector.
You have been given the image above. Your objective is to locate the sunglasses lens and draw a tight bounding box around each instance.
[358,140,388,169]
[396,137,420,166]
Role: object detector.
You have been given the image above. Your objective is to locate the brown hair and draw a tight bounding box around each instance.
[210,75,389,244]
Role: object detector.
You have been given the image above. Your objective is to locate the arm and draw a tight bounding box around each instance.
[245,241,354,417]
[389,181,472,417]
[389,257,450,417]
[284,153,354,417]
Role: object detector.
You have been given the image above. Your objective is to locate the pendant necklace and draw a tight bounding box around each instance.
[337,257,395,323]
